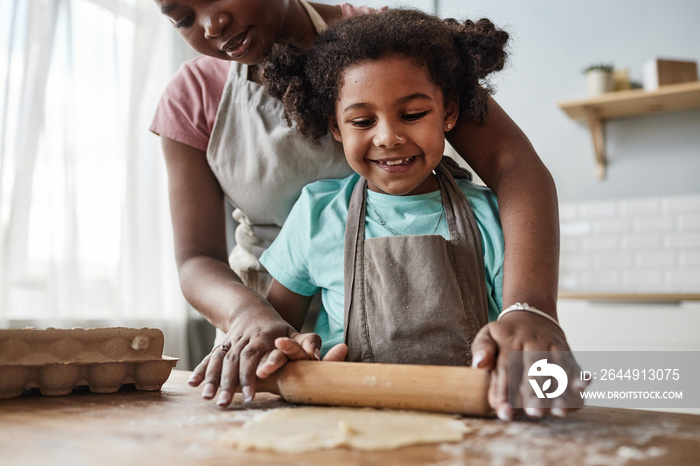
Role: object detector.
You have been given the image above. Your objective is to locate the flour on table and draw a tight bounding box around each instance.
[222,407,471,453]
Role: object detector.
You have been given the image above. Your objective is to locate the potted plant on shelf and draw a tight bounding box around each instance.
[584,63,614,96]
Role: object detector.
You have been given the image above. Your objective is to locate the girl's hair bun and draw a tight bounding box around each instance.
[453,18,509,79]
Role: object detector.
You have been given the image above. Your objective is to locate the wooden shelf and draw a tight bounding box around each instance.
[558,81,700,179]
[558,291,700,303]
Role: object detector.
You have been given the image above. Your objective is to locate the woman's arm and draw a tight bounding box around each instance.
[447,97,559,314]
[447,98,580,420]
[161,136,301,406]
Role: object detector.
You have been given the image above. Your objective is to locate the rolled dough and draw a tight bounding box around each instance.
[223,406,470,453]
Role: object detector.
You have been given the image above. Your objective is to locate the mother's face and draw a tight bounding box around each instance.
[154,0,291,65]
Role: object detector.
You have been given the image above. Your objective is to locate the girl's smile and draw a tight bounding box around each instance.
[329,55,458,196]
[370,155,418,172]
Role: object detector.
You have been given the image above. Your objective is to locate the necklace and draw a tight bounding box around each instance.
[366,196,444,236]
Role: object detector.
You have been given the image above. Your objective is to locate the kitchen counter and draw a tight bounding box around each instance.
[1,370,698,465]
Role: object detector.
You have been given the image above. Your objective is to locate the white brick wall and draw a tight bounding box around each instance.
[559,194,700,293]
[558,196,700,415]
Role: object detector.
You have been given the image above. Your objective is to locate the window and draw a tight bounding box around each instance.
[0,0,186,361]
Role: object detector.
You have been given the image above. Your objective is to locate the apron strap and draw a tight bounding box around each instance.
[435,161,490,333]
[343,177,373,359]
[440,155,473,181]
[299,0,328,33]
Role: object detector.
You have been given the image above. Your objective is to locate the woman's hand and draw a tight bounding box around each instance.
[186,297,306,408]
[471,311,587,421]
[188,324,348,408]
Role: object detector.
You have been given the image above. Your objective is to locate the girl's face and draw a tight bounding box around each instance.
[154,0,296,65]
[329,56,458,196]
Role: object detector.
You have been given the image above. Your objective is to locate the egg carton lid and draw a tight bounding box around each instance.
[0,327,166,366]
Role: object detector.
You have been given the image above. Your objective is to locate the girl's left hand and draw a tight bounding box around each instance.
[256,336,348,379]
[470,311,587,421]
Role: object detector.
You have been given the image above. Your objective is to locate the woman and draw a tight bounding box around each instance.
[151,1,569,420]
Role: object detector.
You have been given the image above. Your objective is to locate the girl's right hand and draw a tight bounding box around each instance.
[256,337,349,378]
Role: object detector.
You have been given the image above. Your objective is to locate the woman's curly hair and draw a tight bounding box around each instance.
[263,8,508,142]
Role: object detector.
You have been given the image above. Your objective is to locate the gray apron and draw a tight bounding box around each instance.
[343,159,489,366]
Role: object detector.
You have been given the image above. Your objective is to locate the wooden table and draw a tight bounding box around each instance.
[1,370,699,465]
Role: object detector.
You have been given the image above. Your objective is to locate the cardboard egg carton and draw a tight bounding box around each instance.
[0,327,178,399]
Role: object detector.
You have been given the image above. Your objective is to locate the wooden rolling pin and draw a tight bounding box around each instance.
[253,360,493,416]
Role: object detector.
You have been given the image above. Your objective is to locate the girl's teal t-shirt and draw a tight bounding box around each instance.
[260,172,504,356]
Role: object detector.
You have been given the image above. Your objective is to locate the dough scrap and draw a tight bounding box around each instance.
[223,406,470,453]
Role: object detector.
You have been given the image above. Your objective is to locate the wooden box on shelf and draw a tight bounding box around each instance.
[643,58,698,91]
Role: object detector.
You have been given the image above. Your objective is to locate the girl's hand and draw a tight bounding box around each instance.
[254,280,348,377]
[255,334,322,379]
[256,337,348,378]
[256,337,348,379]
[471,311,587,421]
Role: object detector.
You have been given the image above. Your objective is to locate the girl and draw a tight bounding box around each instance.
[259,9,505,365]
[256,9,580,419]
[152,1,564,420]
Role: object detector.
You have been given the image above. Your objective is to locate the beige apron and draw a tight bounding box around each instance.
[343,159,489,366]
[206,1,351,295]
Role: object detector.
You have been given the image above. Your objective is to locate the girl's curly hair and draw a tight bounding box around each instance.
[263,8,508,142]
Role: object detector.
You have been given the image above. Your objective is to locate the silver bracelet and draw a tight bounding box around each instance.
[497,302,562,330]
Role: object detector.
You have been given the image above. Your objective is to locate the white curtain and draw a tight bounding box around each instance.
[0,0,189,365]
